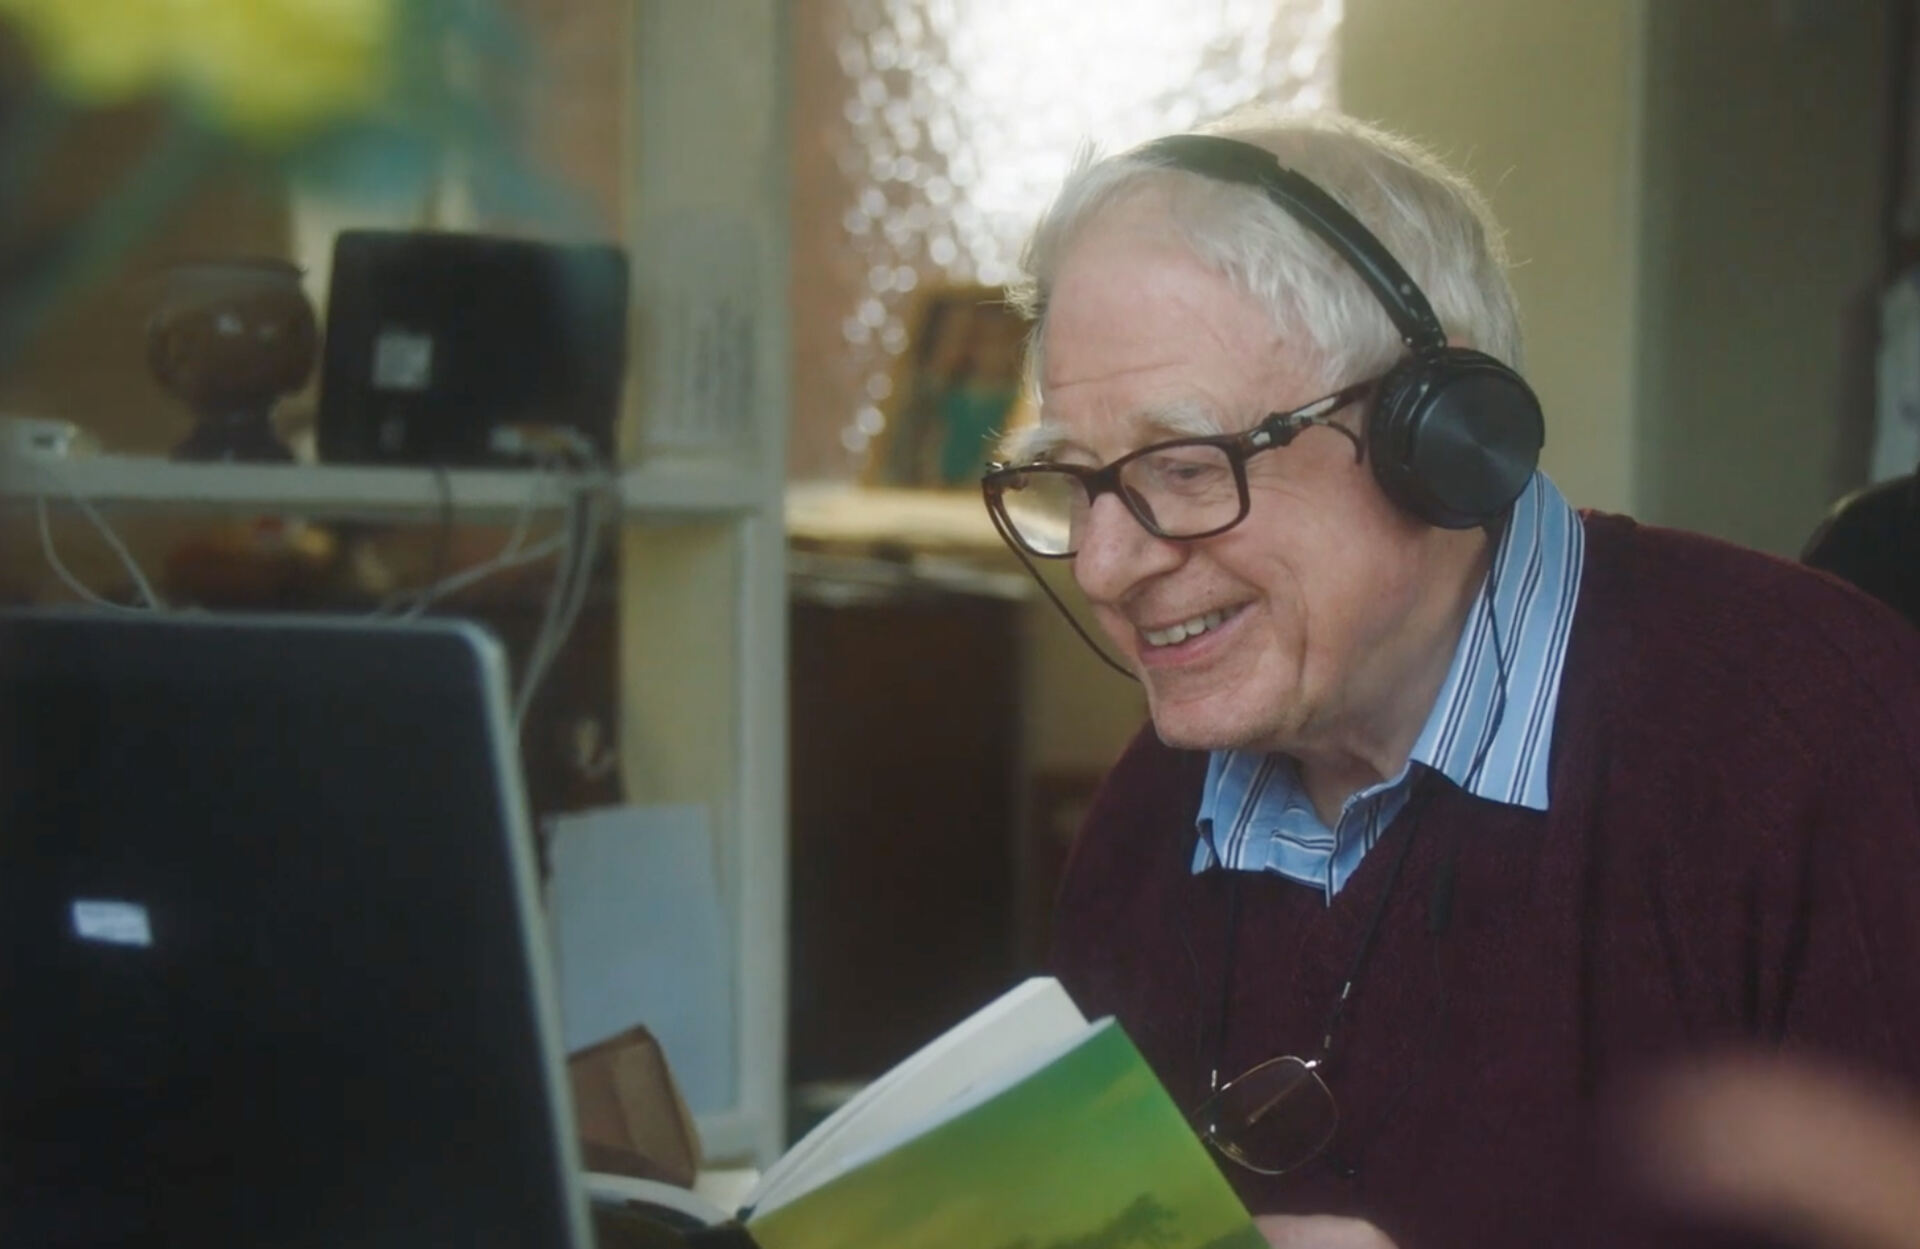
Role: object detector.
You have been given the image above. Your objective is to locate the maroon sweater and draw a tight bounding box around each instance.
[1050,512,1920,1248]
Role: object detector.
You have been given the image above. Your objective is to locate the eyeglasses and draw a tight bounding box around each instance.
[979,379,1373,559]
[1192,1053,1340,1177]
[1188,797,1429,1178]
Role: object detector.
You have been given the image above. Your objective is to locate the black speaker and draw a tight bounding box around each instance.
[317,230,629,467]
[1130,134,1542,529]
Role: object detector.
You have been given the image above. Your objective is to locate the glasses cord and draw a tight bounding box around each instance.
[1210,782,1429,1094]
[1204,548,1514,1173]
[984,497,1137,680]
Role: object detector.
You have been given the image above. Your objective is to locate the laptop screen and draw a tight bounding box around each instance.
[0,612,589,1248]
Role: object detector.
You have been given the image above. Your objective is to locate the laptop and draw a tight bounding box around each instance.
[0,610,593,1248]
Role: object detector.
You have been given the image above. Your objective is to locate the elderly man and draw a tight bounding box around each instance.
[981,113,1920,1248]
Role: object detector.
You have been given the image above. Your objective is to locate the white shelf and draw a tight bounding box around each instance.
[2,454,763,521]
[786,482,1004,554]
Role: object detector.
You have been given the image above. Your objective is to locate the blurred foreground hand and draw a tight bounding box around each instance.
[1254,1214,1397,1249]
[1640,1054,1920,1249]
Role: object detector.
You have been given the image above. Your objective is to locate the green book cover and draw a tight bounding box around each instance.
[746,1020,1264,1249]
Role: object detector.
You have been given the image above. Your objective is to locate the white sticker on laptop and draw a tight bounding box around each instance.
[71,900,153,948]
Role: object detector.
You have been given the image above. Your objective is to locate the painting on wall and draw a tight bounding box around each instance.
[867,284,1034,490]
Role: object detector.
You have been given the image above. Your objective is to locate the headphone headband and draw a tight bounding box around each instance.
[1120,131,1543,531]
[1129,133,1447,354]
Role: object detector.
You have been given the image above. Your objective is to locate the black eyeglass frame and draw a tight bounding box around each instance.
[980,379,1374,559]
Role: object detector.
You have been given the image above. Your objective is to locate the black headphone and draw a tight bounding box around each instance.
[1131,134,1544,530]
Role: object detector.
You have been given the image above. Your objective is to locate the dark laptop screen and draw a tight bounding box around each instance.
[0,613,586,1248]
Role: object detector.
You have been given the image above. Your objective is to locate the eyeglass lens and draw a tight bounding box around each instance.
[996,442,1243,554]
[1194,1055,1339,1176]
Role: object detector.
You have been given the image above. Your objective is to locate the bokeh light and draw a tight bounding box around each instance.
[831,0,1342,464]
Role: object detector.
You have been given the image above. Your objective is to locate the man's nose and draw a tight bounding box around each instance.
[1072,491,1184,602]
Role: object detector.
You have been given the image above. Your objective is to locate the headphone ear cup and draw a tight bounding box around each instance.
[1366,349,1544,529]
[1366,356,1435,520]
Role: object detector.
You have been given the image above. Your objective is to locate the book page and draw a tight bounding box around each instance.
[795,1018,1102,1196]
[746,977,1087,1216]
[747,1021,1263,1249]
[584,1172,731,1227]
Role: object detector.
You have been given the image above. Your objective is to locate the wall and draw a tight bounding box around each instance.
[1342,0,1890,555]
[1340,0,1646,517]
[1634,1,1889,556]
[787,0,864,483]
[0,104,293,456]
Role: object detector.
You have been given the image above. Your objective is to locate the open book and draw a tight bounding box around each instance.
[587,977,1263,1249]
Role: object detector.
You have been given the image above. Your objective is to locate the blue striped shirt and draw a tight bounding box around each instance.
[1192,472,1585,900]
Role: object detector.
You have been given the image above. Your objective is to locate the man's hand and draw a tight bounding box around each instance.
[1254,1214,1399,1249]
[1638,1054,1920,1249]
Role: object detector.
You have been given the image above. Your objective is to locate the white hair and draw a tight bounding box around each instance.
[1005,110,1523,456]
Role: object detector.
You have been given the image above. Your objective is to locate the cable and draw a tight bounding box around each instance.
[398,530,571,614]
[34,496,149,612]
[21,443,610,640]
[512,447,615,735]
[381,453,562,619]
[986,497,1135,680]
[514,485,585,728]
[356,439,612,741]
[411,426,627,734]
[1330,541,1514,1178]
[421,461,456,599]
[29,460,165,610]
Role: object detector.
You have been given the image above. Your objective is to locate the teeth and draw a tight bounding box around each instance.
[1144,609,1228,648]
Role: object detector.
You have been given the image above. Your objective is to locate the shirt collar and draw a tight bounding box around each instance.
[1401,471,1584,809]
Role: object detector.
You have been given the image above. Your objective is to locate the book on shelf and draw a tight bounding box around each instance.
[587,976,1264,1249]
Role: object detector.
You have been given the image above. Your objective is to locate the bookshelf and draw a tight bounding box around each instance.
[2,456,762,521]
[0,1,792,1168]
[620,0,790,1167]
